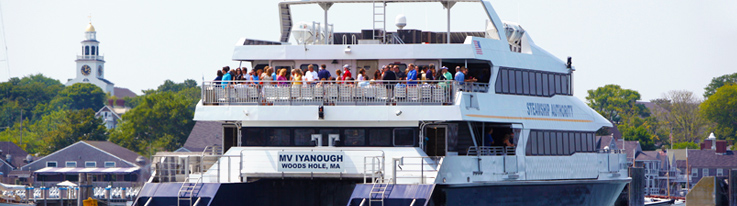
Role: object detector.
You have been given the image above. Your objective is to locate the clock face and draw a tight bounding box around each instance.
[97,65,103,76]
[81,65,91,76]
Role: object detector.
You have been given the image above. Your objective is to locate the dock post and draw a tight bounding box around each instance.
[628,167,644,206]
[730,169,737,206]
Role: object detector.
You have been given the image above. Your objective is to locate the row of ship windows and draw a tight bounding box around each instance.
[495,67,572,97]
[238,127,418,147]
[46,161,116,168]
[525,130,597,156]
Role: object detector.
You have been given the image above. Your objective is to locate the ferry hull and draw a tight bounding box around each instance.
[429,180,628,206]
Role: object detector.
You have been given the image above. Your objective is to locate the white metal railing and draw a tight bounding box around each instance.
[363,156,385,183]
[393,156,442,184]
[466,146,515,156]
[76,55,104,61]
[202,80,489,106]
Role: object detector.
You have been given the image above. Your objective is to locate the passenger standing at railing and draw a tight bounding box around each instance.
[485,128,494,146]
[335,69,343,82]
[260,67,272,85]
[292,68,303,85]
[222,66,232,88]
[381,65,396,82]
[357,68,366,81]
[214,70,223,85]
[407,64,418,85]
[426,64,435,81]
[305,65,318,83]
[277,69,288,85]
[373,69,382,81]
[441,66,452,81]
[342,64,352,80]
[249,69,258,84]
[317,64,331,81]
[271,68,277,81]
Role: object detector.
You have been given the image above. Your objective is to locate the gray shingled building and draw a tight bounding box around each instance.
[21,141,149,187]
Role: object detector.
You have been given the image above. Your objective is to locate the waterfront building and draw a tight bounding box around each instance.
[0,142,31,184]
[20,141,149,188]
[176,121,223,152]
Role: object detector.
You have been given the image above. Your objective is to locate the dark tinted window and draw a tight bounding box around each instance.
[394,129,415,146]
[268,129,291,146]
[501,69,509,93]
[508,69,516,94]
[245,129,266,146]
[515,70,523,94]
[344,129,366,146]
[369,129,392,146]
[294,129,316,146]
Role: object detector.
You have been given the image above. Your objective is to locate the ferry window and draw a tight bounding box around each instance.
[554,74,562,94]
[344,129,366,146]
[535,72,543,96]
[562,75,569,95]
[522,71,530,95]
[542,132,551,155]
[508,69,516,94]
[244,128,266,146]
[294,129,316,146]
[548,74,556,96]
[575,133,583,152]
[393,128,415,147]
[495,70,503,93]
[500,69,509,93]
[536,131,545,155]
[564,132,572,155]
[515,70,523,94]
[369,129,391,146]
[268,129,291,146]
[555,132,563,155]
[541,73,549,96]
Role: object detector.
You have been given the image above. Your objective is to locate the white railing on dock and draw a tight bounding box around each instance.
[201,80,485,106]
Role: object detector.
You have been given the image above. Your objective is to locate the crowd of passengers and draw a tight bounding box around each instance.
[213,63,480,86]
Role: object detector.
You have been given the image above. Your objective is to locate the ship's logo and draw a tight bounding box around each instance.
[473,40,483,55]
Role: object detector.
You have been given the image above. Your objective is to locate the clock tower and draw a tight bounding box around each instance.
[66,22,115,96]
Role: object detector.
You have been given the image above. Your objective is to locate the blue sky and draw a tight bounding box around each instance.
[0,0,735,101]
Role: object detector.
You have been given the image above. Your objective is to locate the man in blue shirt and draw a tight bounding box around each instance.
[406,64,418,84]
[454,66,465,82]
[222,66,231,88]
[317,64,331,81]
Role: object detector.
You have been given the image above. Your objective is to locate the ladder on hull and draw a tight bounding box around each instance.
[177,177,202,206]
[369,178,392,206]
[372,1,386,42]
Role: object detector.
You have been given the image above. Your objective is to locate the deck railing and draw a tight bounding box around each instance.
[201,80,482,106]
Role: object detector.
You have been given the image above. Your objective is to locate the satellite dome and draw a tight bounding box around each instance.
[395,15,407,30]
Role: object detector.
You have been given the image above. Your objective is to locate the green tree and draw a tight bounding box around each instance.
[109,90,196,157]
[56,83,107,111]
[586,84,646,124]
[701,84,737,141]
[672,142,699,149]
[704,72,737,98]
[40,109,108,155]
[651,90,709,143]
[0,74,64,124]
[620,125,656,150]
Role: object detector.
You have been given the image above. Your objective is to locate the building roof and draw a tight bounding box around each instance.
[83,141,145,166]
[113,87,137,98]
[686,149,737,168]
[0,142,29,168]
[596,135,615,150]
[181,121,222,152]
[97,77,114,85]
[636,151,661,161]
[95,105,121,120]
[667,149,688,162]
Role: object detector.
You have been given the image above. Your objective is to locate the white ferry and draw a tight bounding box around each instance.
[134,0,630,205]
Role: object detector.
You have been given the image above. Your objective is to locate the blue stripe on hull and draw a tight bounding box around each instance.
[434,181,628,206]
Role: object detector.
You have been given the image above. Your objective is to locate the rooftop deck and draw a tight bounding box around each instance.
[202,80,488,106]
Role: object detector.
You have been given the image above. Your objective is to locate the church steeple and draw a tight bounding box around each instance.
[67,21,113,96]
